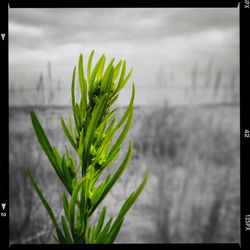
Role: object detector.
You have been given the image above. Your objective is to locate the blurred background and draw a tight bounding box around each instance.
[9,8,240,244]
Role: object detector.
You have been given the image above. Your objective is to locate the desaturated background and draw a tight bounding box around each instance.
[9,8,240,244]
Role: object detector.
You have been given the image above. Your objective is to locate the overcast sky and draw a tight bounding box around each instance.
[9,8,239,92]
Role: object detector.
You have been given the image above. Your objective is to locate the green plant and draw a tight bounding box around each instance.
[27,50,149,244]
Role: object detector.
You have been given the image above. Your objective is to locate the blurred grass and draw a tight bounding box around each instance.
[9,103,240,244]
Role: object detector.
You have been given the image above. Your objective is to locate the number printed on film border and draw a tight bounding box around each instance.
[244,129,249,138]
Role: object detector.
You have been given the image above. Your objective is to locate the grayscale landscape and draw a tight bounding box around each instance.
[9,8,240,244]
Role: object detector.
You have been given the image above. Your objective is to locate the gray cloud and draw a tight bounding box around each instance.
[9,8,239,89]
[9,8,239,46]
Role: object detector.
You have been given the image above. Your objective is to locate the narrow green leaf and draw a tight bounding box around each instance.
[105,118,116,135]
[69,116,74,137]
[90,142,133,215]
[67,156,76,180]
[61,215,73,243]
[116,83,135,129]
[53,149,73,195]
[87,50,94,82]
[95,218,113,243]
[75,103,81,129]
[53,146,62,169]
[113,60,122,80]
[26,167,59,229]
[108,94,119,107]
[108,108,133,158]
[30,111,63,181]
[104,66,115,95]
[62,192,69,221]
[116,68,133,93]
[71,66,80,134]
[90,55,105,83]
[56,228,67,244]
[105,108,118,125]
[61,155,73,192]
[95,206,107,238]
[107,168,149,243]
[94,121,106,148]
[105,146,121,167]
[113,60,126,95]
[78,53,87,111]
[91,175,111,205]
[61,117,78,152]
[100,58,115,94]
[86,225,92,243]
[105,217,124,243]
[89,54,105,103]
[78,128,85,160]
[69,176,87,234]
[97,55,106,81]
[80,178,90,232]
